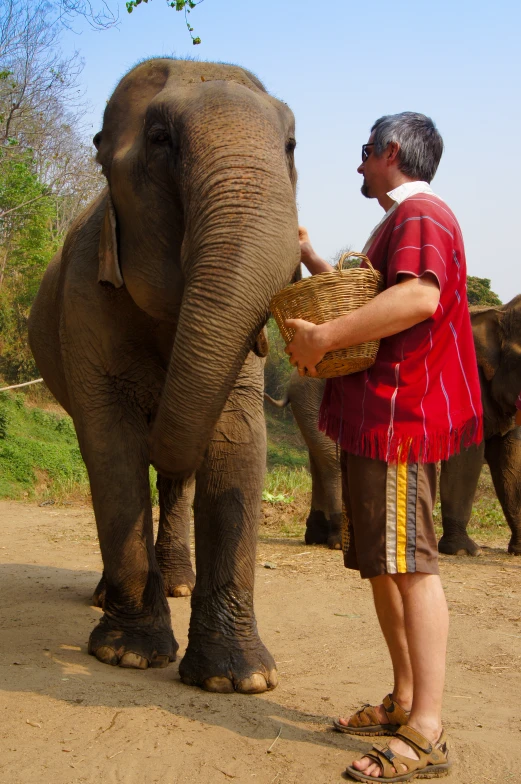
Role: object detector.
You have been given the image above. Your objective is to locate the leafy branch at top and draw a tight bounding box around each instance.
[125,0,204,44]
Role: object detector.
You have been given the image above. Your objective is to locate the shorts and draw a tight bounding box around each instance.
[341,450,439,579]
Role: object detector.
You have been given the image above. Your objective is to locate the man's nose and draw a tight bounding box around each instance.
[357,162,364,174]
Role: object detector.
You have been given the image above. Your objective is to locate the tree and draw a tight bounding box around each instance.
[466,276,502,307]
[126,1,203,44]
[0,0,103,383]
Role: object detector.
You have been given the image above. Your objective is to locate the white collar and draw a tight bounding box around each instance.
[386,180,434,205]
[361,181,436,254]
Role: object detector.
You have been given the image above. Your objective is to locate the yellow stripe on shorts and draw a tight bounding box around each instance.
[396,461,408,573]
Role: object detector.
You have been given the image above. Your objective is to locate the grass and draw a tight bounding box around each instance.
[0,392,90,502]
[433,464,508,543]
[0,389,510,549]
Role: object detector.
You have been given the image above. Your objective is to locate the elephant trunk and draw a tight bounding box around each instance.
[150,156,299,478]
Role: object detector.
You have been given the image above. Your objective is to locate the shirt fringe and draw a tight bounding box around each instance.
[318,409,483,464]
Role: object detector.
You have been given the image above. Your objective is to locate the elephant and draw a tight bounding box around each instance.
[264,371,342,549]
[265,295,521,556]
[439,295,521,556]
[28,58,300,693]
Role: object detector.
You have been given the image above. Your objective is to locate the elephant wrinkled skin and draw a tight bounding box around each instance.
[28,59,300,692]
[265,371,342,549]
[439,296,521,556]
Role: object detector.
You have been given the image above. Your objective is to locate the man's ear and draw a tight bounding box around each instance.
[386,141,400,163]
[98,191,124,288]
[471,307,503,381]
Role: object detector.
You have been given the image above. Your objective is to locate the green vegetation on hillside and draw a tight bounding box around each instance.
[0,392,89,500]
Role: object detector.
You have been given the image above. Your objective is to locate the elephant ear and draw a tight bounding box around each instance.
[471,307,503,381]
[98,192,124,288]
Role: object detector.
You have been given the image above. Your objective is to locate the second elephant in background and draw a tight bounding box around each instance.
[265,371,342,550]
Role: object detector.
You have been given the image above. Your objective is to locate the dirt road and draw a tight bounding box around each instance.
[0,500,520,783]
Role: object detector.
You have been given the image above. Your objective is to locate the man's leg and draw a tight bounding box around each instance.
[337,575,413,728]
[352,572,449,778]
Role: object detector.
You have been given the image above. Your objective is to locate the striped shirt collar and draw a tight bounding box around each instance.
[362,181,436,254]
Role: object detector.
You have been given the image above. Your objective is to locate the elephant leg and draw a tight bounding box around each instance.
[304,453,329,546]
[92,475,196,604]
[179,355,277,694]
[439,441,485,556]
[155,474,196,596]
[79,403,177,669]
[91,574,106,608]
[484,427,521,555]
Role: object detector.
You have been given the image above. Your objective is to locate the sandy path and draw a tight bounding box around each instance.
[0,500,520,784]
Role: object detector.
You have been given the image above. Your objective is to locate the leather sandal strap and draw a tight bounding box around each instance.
[364,747,399,779]
[382,694,410,726]
[396,725,433,754]
[350,704,384,728]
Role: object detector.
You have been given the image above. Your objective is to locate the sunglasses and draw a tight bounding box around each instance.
[361,143,375,162]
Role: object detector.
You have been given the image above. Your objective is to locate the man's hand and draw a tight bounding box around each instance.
[298,226,331,276]
[284,318,327,377]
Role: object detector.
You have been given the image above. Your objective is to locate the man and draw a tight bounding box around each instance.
[286,112,483,782]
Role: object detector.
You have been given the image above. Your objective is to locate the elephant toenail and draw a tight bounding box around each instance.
[150,654,172,668]
[236,673,268,694]
[119,652,149,669]
[172,584,192,597]
[203,676,235,693]
[93,645,118,666]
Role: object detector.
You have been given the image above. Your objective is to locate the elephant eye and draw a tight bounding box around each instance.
[286,137,296,154]
[149,128,171,145]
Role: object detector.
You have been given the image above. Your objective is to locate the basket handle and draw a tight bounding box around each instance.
[337,251,379,282]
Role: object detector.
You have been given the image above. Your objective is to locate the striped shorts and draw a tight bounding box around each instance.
[340,451,439,579]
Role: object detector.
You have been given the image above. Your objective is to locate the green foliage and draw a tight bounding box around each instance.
[126,0,202,44]
[0,399,8,439]
[467,276,502,306]
[0,393,162,503]
[264,317,294,399]
[0,393,88,499]
[0,146,60,383]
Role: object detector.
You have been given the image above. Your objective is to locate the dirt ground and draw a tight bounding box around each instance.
[1,500,520,784]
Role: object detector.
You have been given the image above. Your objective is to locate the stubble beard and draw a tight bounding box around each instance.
[361,179,370,198]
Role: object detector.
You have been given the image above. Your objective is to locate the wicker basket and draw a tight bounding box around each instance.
[270,252,384,378]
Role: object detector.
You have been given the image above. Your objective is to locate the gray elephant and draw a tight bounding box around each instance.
[265,295,521,556]
[439,295,521,556]
[264,371,342,549]
[28,58,300,693]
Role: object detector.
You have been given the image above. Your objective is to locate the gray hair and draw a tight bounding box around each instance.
[371,112,443,183]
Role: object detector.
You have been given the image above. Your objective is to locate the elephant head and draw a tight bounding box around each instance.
[93,59,300,477]
[471,294,521,437]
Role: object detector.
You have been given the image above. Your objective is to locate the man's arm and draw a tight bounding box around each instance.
[299,226,332,275]
[285,274,440,376]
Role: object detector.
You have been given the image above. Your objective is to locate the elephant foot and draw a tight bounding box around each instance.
[162,567,196,598]
[327,533,342,550]
[327,513,343,550]
[91,575,106,608]
[508,536,521,556]
[179,634,277,694]
[304,510,329,545]
[438,533,482,557]
[88,613,178,670]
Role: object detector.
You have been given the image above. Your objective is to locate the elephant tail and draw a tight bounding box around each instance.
[264,391,290,409]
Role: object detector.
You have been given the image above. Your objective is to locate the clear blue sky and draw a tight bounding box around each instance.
[62,0,520,302]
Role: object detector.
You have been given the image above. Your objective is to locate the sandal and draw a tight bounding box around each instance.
[345,725,451,782]
[333,694,410,736]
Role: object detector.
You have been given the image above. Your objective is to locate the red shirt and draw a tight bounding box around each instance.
[319,192,483,463]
